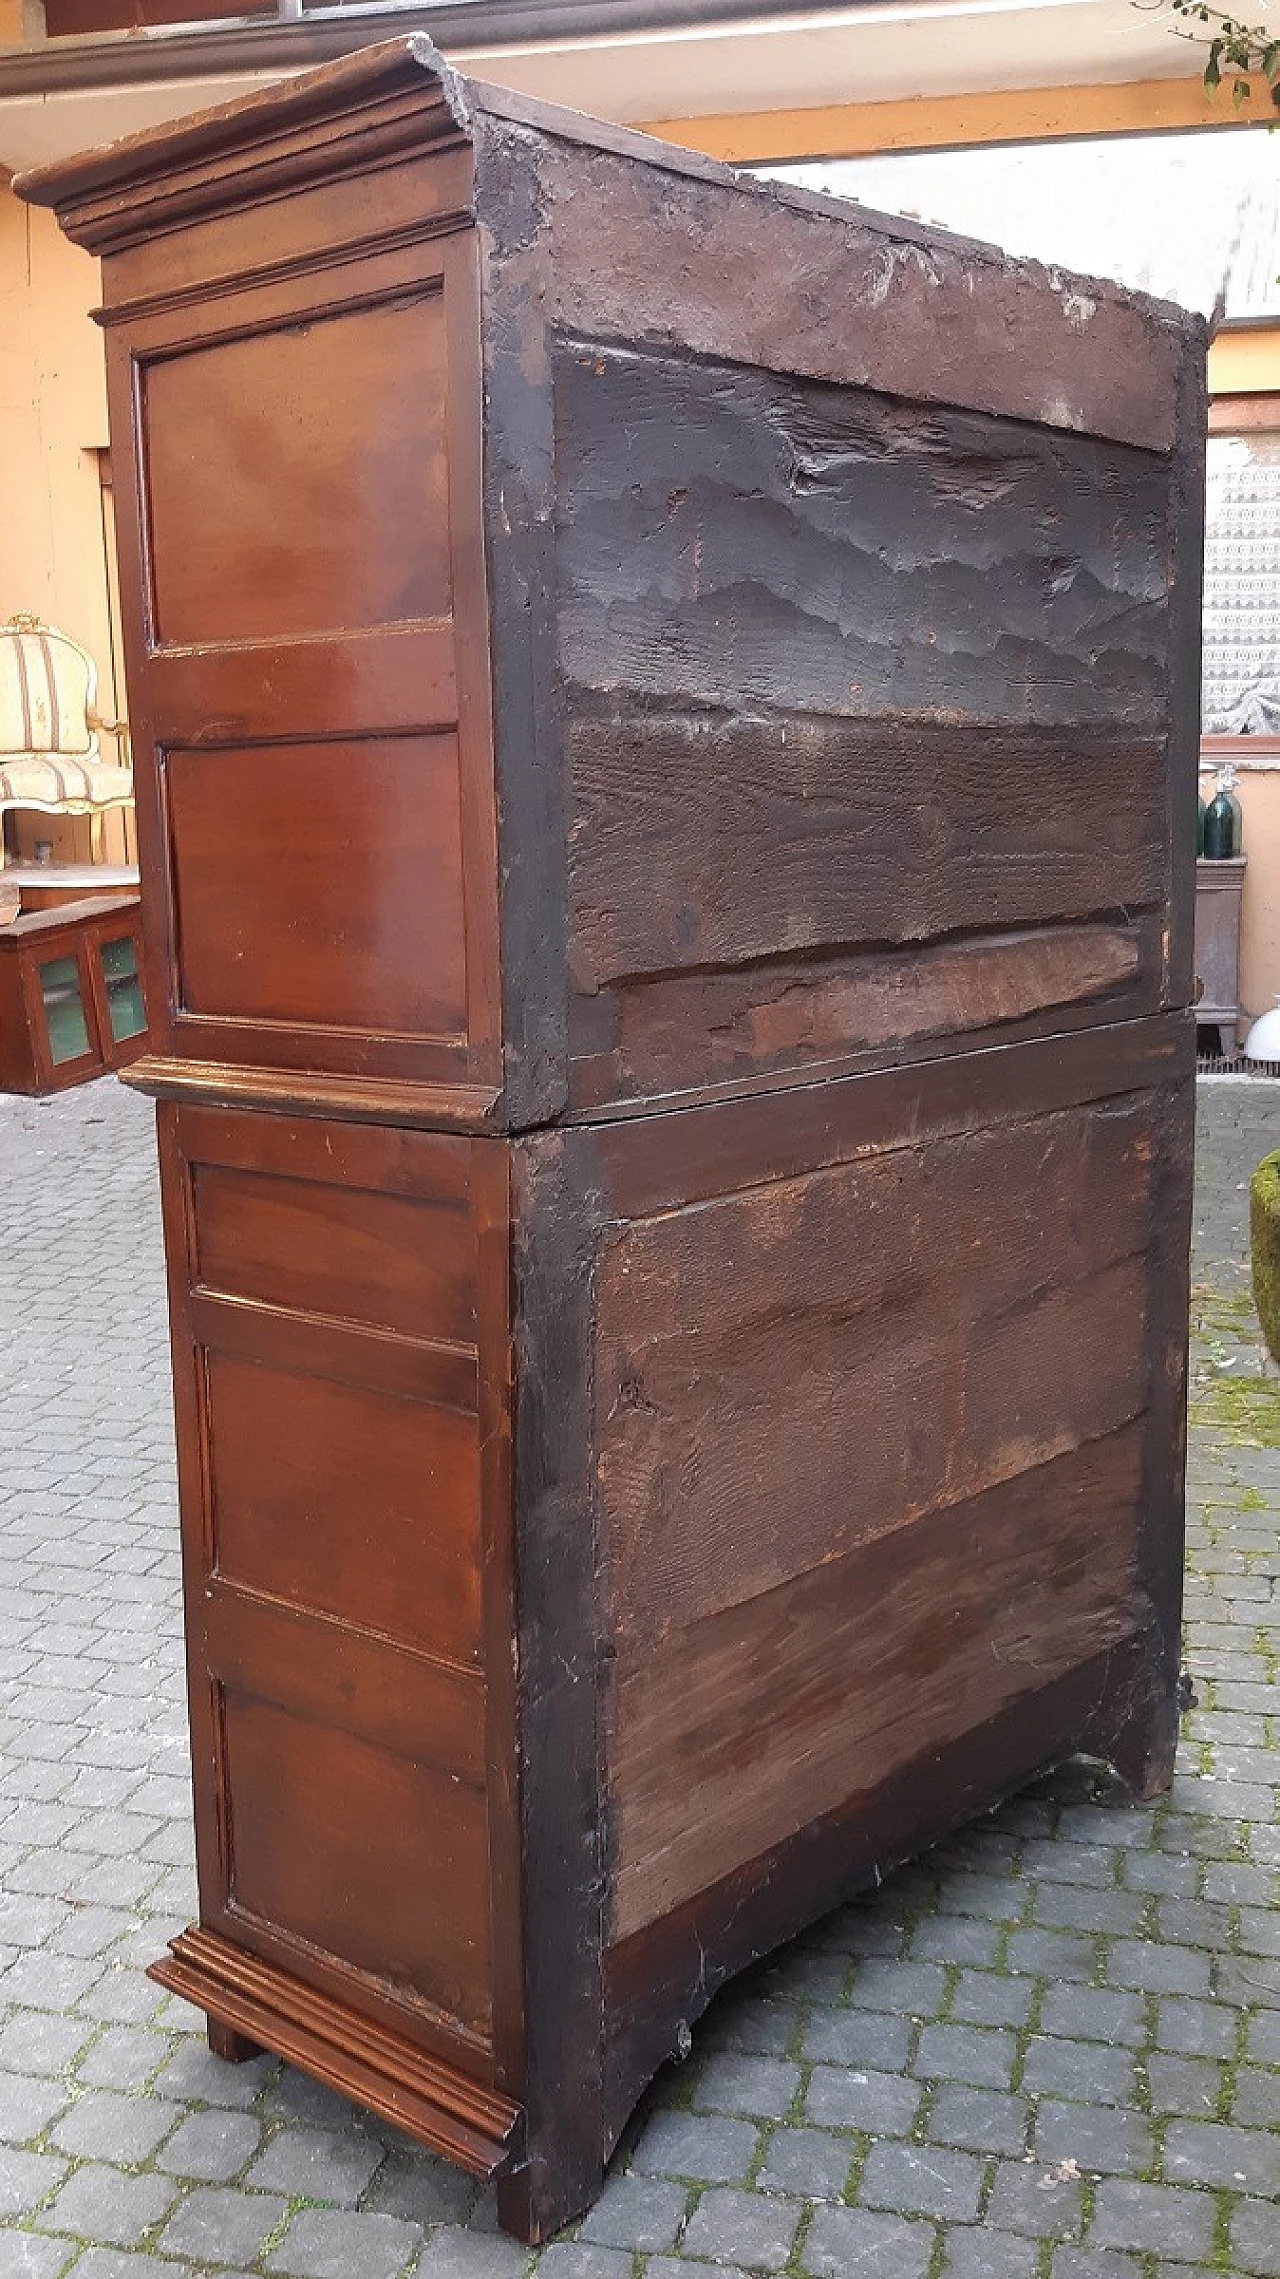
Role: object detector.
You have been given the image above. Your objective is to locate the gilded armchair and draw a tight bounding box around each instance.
[0,613,133,867]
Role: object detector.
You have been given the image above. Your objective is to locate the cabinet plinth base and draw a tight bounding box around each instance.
[149,1928,521,2178]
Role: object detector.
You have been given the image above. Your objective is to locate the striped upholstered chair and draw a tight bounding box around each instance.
[0,613,132,866]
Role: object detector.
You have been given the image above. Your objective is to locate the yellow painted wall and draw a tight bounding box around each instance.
[1209,330,1280,397]
[0,175,132,864]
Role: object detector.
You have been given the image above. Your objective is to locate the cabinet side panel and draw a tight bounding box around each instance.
[102,206,501,1102]
[161,1105,502,2066]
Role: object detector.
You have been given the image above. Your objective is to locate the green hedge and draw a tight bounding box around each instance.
[1250,1150,1280,1364]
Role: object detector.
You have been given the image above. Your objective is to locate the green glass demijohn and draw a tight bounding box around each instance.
[1202,761,1242,861]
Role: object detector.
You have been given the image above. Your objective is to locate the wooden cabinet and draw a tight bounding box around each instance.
[19,42,1204,2243]
[0,893,148,1094]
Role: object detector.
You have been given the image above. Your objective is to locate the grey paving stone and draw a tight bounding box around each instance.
[755,2124,853,2200]
[1105,1940,1212,1997]
[680,2185,799,2270]
[44,2256,193,2279]
[801,2007,911,2069]
[1039,1987,1146,2047]
[1035,2100,1155,2176]
[265,2206,421,2279]
[914,2024,1016,2090]
[644,2263,749,2279]
[0,2145,67,2218]
[690,2051,799,2119]
[414,2233,530,2277]
[805,2064,921,2134]
[1232,2064,1280,2127]
[48,2087,182,2164]
[245,2122,385,2206]
[1031,1884,1145,1936]
[700,1998,798,2057]
[802,2203,935,2279]
[1020,2038,1139,2104]
[576,2171,687,2251]
[1006,1928,1097,1982]
[365,2145,480,2226]
[36,2161,178,2247]
[73,2026,168,2093]
[949,1970,1036,2030]
[630,2109,759,2183]
[0,2071,70,2144]
[927,2083,1030,2156]
[158,2183,290,2263]
[155,2105,262,2180]
[908,1915,1001,1966]
[0,2235,76,2277]
[1246,2007,1280,2064]
[983,2161,1083,2242]
[1146,2053,1224,2117]
[1231,2195,1280,2279]
[530,2252,631,2279]
[860,2140,984,2221]
[150,2039,276,2107]
[1156,1997,1240,2059]
[845,1958,948,2017]
[1087,2179,1217,2260]
[1051,2253,1145,2279]
[943,2232,1040,2279]
[1162,2115,1280,2194]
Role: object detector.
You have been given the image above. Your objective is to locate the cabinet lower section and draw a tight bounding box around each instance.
[147,1014,1193,2243]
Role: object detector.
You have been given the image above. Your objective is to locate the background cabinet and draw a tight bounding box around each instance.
[0,893,148,1095]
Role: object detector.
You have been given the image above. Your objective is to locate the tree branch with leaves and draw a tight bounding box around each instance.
[1162,0,1280,105]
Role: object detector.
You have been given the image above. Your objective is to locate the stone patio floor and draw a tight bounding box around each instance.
[0,1073,1278,2279]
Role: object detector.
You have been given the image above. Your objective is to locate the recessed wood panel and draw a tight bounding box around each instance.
[165,736,467,1040]
[223,1691,491,2033]
[192,1159,476,1348]
[143,292,451,646]
[207,1354,483,1662]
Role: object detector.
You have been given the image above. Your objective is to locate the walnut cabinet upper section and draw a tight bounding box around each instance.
[18,40,1206,1132]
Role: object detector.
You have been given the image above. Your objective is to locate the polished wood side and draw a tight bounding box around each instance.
[96,141,500,1104]
[153,1104,519,2087]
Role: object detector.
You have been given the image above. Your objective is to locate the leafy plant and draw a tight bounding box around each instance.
[1164,0,1280,106]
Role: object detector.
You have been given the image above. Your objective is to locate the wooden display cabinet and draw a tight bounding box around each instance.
[19,43,1204,2243]
[0,893,148,1095]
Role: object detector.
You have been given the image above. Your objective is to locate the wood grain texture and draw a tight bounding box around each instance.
[566,710,1167,997]
[608,1425,1145,1939]
[206,1354,483,1662]
[165,735,467,1041]
[569,917,1154,1108]
[597,1092,1156,1643]
[555,343,1173,730]
[222,1692,491,2033]
[142,289,451,645]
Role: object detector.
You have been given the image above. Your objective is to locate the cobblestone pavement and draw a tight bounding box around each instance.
[0,1074,1278,2279]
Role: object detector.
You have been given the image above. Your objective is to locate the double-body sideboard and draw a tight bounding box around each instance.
[19,45,1204,2241]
